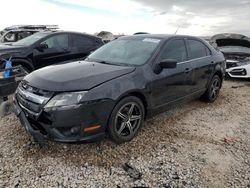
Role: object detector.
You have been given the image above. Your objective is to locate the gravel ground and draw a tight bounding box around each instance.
[0,79,249,188]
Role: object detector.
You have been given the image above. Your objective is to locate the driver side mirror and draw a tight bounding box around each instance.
[36,43,48,52]
[159,59,177,69]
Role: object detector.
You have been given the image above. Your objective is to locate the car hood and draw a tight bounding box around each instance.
[0,44,28,54]
[24,61,136,92]
[221,51,250,56]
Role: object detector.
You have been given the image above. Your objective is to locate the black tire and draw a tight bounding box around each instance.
[0,101,12,117]
[108,96,145,144]
[202,75,222,102]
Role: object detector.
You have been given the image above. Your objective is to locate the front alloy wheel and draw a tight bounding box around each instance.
[108,96,145,144]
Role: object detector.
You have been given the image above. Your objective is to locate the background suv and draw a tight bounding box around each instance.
[0,31,104,72]
[0,25,58,44]
[13,34,225,144]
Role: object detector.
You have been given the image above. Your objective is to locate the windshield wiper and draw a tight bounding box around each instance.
[97,61,115,65]
[87,58,114,65]
[86,58,130,66]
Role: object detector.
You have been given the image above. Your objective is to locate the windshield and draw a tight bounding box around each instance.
[12,32,49,46]
[219,46,250,54]
[87,38,161,66]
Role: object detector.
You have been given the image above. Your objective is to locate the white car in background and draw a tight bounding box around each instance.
[210,33,250,78]
[225,58,250,78]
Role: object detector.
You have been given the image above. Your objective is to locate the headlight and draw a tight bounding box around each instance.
[44,91,87,108]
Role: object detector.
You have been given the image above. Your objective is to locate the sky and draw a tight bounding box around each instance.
[1,0,250,36]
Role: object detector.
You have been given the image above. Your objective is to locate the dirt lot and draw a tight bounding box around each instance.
[0,79,249,188]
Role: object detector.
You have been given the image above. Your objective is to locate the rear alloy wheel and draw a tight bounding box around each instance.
[108,96,145,144]
[202,75,222,102]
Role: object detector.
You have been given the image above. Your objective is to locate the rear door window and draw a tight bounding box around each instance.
[187,39,208,59]
[160,39,187,63]
[72,34,94,48]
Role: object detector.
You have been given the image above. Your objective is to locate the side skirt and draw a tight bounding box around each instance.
[147,89,206,118]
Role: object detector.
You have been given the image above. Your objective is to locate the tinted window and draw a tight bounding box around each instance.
[72,35,93,47]
[187,39,207,59]
[161,39,187,62]
[41,34,69,49]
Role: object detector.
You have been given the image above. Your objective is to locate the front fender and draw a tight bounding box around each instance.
[12,58,34,71]
[85,68,150,104]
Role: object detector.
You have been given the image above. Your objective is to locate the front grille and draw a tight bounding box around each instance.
[16,82,53,117]
[20,81,53,97]
[16,93,42,113]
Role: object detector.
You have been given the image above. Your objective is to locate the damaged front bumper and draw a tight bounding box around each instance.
[13,103,48,144]
[226,62,250,78]
[13,95,114,144]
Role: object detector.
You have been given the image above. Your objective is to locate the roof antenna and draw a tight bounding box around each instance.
[175,26,180,35]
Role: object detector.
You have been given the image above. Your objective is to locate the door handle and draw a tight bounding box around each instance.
[184,68,190,73]
[211,61,215,64]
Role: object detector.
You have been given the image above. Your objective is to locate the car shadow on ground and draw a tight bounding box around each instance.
[12,79,248,168]
[16,99,215,168]
[225,77,250,83]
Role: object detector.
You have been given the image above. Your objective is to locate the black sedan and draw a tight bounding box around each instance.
[13,34,225,144]
[0,31,103,72]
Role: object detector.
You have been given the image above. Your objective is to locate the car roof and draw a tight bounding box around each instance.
[5,29,42,32]
[120,34,203,40]
[37,30,101,39]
